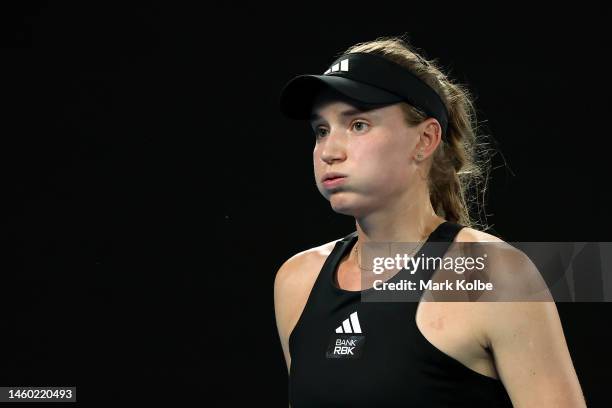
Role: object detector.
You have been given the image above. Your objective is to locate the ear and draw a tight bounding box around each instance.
[416,118,443,159]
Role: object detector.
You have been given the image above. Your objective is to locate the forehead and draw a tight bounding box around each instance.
[310,96,400,123]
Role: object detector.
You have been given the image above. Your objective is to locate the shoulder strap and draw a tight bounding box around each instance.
[430,221,465,242]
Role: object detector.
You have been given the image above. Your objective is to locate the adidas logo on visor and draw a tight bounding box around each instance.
[323,58,349,75]
[335,311,362,334]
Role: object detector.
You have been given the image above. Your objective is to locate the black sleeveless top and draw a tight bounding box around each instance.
[288,221,514,407]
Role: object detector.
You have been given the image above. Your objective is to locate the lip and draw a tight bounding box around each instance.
[322,172,348,189]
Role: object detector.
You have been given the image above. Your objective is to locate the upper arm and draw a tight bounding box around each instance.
[478,251,586,408]
[274,248,327,373]
[274,256,299,373]
[484,301,586,407]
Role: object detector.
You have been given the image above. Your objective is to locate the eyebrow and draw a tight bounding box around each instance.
[309,108,371,122]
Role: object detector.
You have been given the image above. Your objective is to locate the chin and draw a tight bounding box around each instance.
[328,194,362,217]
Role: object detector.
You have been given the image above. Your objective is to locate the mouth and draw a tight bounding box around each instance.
[322,173,348,189]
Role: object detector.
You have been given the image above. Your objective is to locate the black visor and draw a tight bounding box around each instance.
[279,52,449,136]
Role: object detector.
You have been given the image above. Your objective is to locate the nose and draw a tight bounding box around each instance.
[319,129,347,164]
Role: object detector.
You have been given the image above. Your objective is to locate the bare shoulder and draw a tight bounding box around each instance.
[456,226,547,295]
[455,226,505,243]
[273,238,339,297]
[451,225,553,335]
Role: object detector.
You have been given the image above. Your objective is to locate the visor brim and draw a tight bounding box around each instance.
[279,75,404,119]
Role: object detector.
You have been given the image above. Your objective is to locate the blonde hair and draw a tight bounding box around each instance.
[343,35,494,230]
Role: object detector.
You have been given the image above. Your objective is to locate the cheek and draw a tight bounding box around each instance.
[313,147,327,185]
[313,146,322,171]
[353,140,409,173]
[354,143,414,193]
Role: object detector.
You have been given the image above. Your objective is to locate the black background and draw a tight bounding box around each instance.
[4,2,611,407]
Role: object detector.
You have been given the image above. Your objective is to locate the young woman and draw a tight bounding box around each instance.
[274,37,586,407]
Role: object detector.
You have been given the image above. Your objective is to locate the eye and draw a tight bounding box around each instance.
[352,120,370,133]
[314,126,329,139]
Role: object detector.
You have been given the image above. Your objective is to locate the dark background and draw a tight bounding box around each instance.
[4,2,611,406]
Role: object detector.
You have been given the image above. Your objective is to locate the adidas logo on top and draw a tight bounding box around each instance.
[335,311,362,333]
[323,58,349,75]
[326,311,366,359]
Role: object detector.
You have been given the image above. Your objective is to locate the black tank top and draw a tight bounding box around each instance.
[288,221,513,407]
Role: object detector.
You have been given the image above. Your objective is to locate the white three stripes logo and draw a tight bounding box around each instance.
[323,58,349,75]
[335,311,362,334]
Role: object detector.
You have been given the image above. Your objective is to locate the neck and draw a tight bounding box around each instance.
[354,184,446,245]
